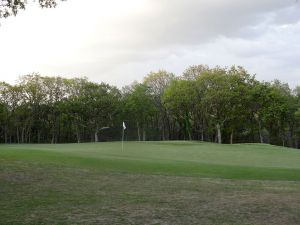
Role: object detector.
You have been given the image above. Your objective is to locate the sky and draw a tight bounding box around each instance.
[0,0,299,87]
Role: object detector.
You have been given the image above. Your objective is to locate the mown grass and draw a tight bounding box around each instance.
[0,141,300,224]
[1,142,300,180]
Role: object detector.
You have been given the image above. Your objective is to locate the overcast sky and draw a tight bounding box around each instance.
[0,0,299,87]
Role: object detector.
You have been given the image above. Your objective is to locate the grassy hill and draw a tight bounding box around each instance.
[0,142,300,224]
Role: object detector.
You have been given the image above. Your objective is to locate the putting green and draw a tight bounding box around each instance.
[1,142,300,224]
[1,141,300,180]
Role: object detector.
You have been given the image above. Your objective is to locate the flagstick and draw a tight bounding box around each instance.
[122,127,124,152]
[122,121,126,152]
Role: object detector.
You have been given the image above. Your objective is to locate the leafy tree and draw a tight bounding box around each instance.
[223,66,256,144]
[123,83,157,141]
[0,82,11,143]
[0,0,65,18]
[192,66,255,144]
[264,81,297,146]
[79,81,121,142]
[144,70,175,140]
[163,79,196,140]
[195,67,231,144]
[182,64,210,81]
[0,67,298,148]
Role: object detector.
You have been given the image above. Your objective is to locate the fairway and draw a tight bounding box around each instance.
[1,142,300,224]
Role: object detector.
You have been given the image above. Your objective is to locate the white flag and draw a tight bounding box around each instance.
[123,122,126,130]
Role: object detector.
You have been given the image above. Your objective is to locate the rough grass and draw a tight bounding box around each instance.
[0,141,300,224]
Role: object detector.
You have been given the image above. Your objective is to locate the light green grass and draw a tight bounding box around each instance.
[1,141,300,180]
[0,141,300,224]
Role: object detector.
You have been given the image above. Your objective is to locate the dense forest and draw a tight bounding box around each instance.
[1,65,300,148]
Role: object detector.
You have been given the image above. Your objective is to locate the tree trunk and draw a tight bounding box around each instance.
[185,113,192,141]
[21,128,25,143]
[163,109,171,140]
[16,127,19,144]
[143,128,146,141]
[37,130,41,143]
[137,122,141,141]
[94,131,98,142]
[28,130,31,143]
[76,126,80,143]
[51,123,56,144]
[51,133,55,144]
[216,123,222,144]
[258,120,263,144]
[76,132,80,143]
[230,130,234,144]
[4,127,7,144]
[282,134,285,147]
[188,132,192,141]
[201,118,205,142]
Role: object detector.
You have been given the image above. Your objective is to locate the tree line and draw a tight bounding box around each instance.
[1,65,300,148]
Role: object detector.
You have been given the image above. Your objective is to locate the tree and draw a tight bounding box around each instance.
[182,65,210,81]
[264,81,297,146]
[123,83,157,141]
[0,67,298,148]
[18,74,48,143]
[0,82,11,143]
[195,67,231,144]
[144,70,175,140]
[163,79,196,140]
[223,66,257,144]
[0,0,65,18]
[78,81,121,142]
[0,83,24,143]
[194,66,256,144]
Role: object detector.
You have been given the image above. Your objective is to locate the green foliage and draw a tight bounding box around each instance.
[123,84,156,123]
[0,65,299,147]
[163,80,196,140]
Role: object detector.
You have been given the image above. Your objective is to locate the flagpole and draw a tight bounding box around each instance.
[122,127,124,152]
[122,122,126,152]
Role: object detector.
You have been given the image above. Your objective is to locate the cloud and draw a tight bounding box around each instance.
[101,0,298,48]
[0,0,299,87]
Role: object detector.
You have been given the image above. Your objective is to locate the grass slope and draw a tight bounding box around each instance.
[1,141,300,180]
[0,141,300,224]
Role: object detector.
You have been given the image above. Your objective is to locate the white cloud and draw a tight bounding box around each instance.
[0,0,299,87]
